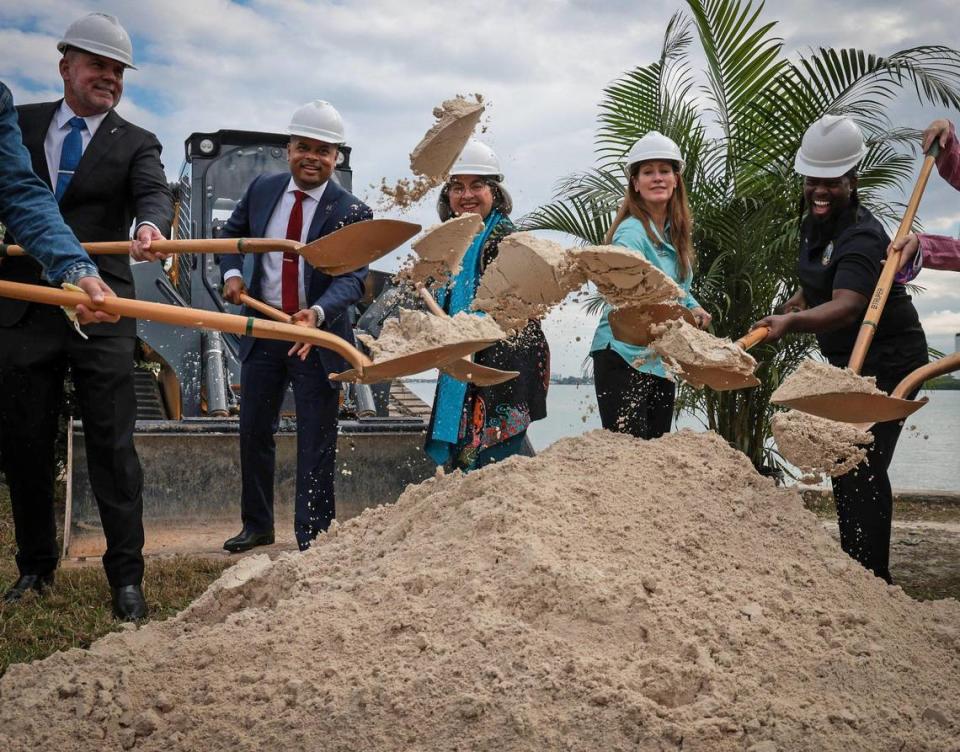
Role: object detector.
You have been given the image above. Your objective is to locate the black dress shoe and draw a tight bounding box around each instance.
[111,584,148,622]
[223,528,275,553]
[3,573,55,603]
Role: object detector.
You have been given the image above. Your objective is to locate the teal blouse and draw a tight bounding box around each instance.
[589,216,700,378]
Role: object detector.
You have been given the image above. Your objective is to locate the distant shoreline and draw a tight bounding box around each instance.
[404,377,595,385]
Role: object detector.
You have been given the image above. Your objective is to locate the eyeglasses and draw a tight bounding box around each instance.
[448,181,490,197]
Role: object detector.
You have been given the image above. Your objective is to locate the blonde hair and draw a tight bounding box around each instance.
[604,162,695,280]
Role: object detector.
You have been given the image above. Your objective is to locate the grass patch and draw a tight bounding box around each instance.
[0,483,229,676]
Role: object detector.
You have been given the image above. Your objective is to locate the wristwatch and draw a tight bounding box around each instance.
[310,304,325,328]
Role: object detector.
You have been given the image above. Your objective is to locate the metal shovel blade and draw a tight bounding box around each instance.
[440,359,519,386]
[330,338,499,384]
[670,362,760,391]
[301,219,422,274]
[609,304,695,346]
[774,393,928,424]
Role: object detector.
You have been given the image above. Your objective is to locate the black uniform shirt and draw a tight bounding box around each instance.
[797,200,927,375]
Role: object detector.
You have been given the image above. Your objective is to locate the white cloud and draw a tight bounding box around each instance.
[920,309,960,335]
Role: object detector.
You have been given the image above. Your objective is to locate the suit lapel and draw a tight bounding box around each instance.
[307,180,344,242]
[18,102,59,188]
[253,175,288,237]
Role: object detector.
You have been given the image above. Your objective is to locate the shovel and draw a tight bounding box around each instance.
[0,218,421,276]
[329,337,500,385]
[0,280,499,385]
[234,290,504,387]
[239,292,292,323]
[660,326,768,391]
[609,303,696,346]
[416,285,519,386]
[774,142,941,422]
[847,352,960,429]
[239,289,512,386]
[0,279,370,371]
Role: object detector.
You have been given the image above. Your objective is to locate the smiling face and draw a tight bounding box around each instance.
[803,174,856,222]
[631,160,677,212]
[287,136,338,190]
[447,175,494,219]
[59,49,125,116]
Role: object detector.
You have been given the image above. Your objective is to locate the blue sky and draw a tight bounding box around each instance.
[1,0,958,373]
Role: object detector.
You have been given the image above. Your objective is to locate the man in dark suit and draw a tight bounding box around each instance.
[0,14,174,620]
[219,100,371,553]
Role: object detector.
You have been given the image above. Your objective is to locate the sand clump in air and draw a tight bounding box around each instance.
[410,96,485,179]
[377,95,485,211]
[396,213,483,287]
[772,410,873,479]
[2,430,959,751]
[374,174,443,212]
[773,359,884,402]
[573,245,683,308]
[650,319,757,386]
[356,309,503,361]
[472,232,585,331]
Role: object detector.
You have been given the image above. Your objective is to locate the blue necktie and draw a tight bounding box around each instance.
[55,116,87,202]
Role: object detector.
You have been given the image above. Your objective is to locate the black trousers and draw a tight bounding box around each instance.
[830,362,925,584]
[0,305,144,587]
[239,338,339,551]
[592,348,676,440]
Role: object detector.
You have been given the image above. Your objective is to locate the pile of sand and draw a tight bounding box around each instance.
[573,245,683,308]
[356,309,503,361]
[772,410,873,479]
[651,320,757,386]
[472,233,585,331]
[410,97,485,179]
[397,214,483,287]
[2,430,958,752]
[773,359,884,402]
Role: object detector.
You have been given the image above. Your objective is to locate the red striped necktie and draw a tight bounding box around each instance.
[282,190,307,314]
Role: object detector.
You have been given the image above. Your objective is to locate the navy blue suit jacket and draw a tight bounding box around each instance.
[219,172,372,378]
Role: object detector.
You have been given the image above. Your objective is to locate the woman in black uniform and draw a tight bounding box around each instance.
[754,115,928,583]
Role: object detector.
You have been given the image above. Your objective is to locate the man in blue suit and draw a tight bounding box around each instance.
[219,100,371,552]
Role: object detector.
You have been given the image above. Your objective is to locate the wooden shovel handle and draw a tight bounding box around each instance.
[848,143,940,374]
[735,326,769,351]
[891,352,960,399]
[0,280,371,371]
[239,293,292,323]
[0,238,301,257]
[417,285,447,318]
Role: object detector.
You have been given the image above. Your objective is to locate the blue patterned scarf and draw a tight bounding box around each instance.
[425,209,503,465]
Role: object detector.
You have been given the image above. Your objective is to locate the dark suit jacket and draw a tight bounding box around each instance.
[0,100,174,337]
[219,172,371,378]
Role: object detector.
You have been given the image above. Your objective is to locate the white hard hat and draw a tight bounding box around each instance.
[58,13,136,69]
[624,131,685,176]
[287,100,346,144]
[450,139,502,179]
[794,115,867,178]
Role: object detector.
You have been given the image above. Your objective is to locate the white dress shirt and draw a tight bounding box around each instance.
[224,177,328,311]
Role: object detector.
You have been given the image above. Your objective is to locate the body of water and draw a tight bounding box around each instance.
[405,382,960,493]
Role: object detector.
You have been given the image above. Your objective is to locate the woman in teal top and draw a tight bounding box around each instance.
[590,131,710,439]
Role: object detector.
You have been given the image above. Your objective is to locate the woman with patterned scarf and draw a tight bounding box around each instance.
[424,139,549,471]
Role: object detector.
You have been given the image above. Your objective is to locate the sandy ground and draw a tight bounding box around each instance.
[1,430,958,752]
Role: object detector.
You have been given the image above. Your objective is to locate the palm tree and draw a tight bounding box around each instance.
[522,0,960,470]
